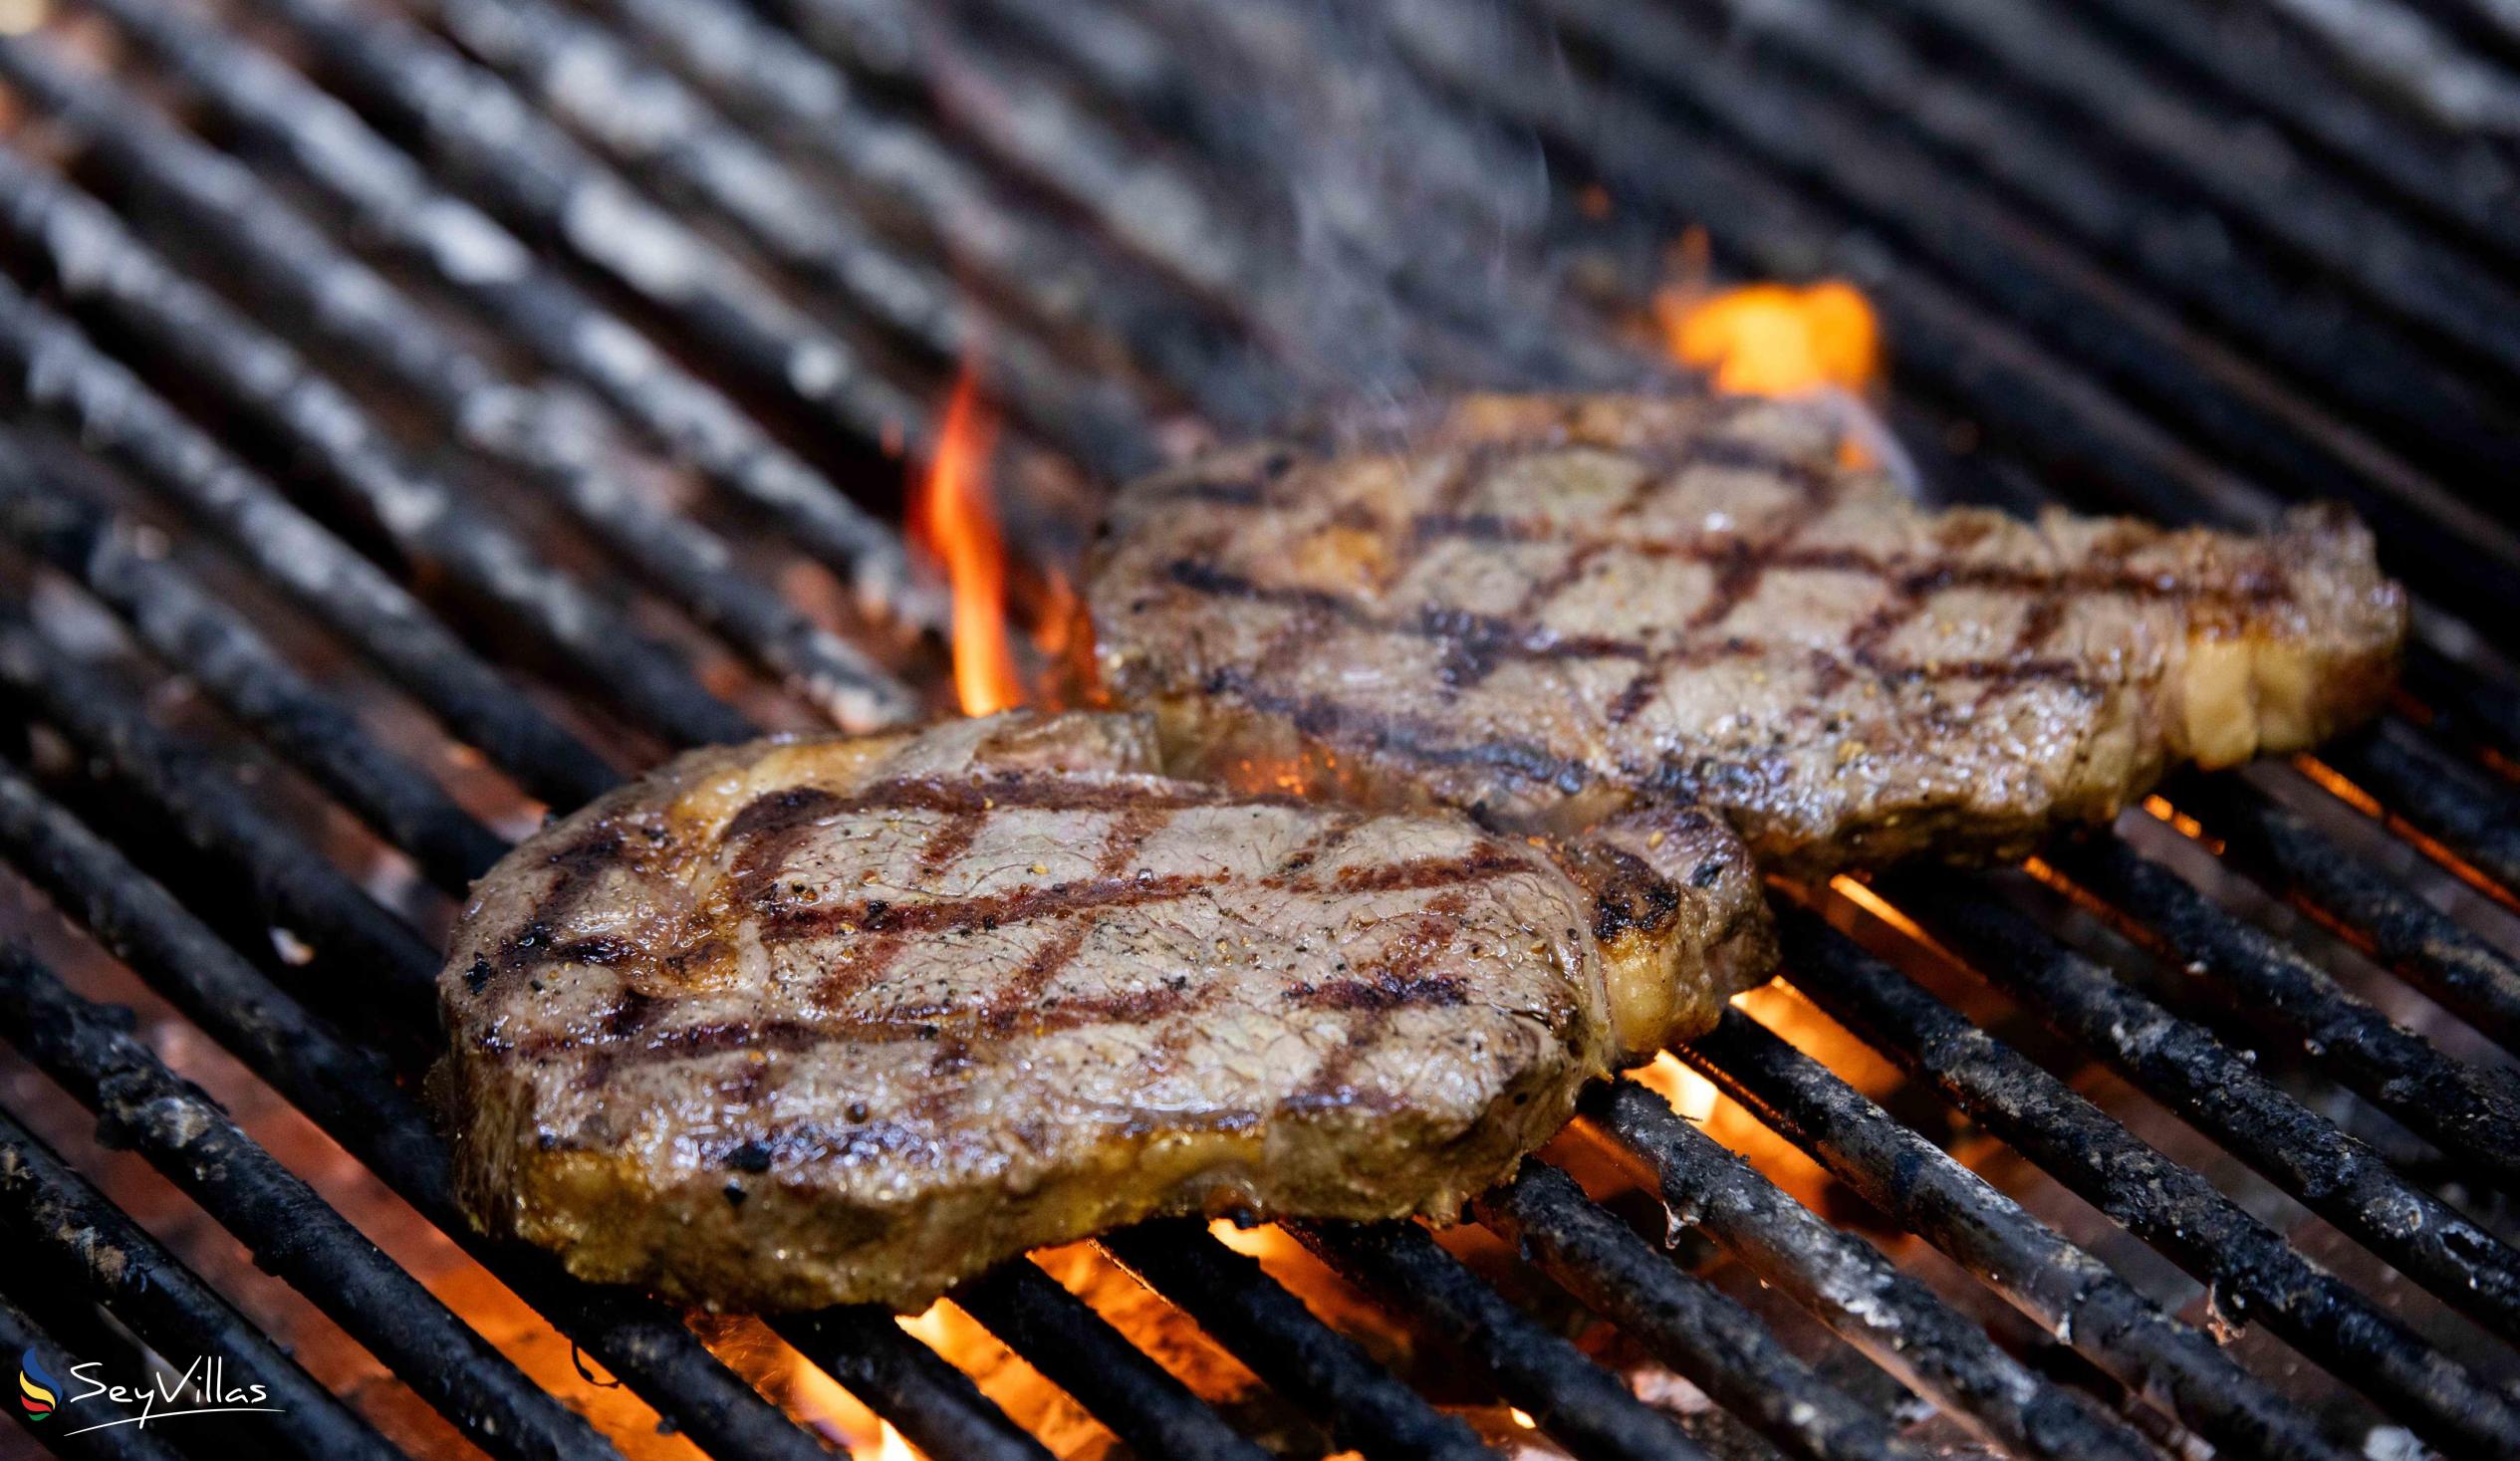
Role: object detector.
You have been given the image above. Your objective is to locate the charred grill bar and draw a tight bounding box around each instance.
[0,0,2516,1458]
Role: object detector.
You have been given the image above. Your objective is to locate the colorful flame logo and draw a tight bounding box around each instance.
[18,1349,57,1421]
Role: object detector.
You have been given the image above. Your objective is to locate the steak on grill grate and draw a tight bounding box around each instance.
[435,710,1767,1310]
[1090,392,2407,872]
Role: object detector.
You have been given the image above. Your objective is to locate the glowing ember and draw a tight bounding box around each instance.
[2140,794,2213,844]
[1656,280,1881,397]
[874,1420,916,1461]
[1828,872,1935,948]
[909,369,1023,716]
[1631,1050,1720,1123]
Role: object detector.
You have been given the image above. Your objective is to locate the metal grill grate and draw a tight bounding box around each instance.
[0,1,2517,1458]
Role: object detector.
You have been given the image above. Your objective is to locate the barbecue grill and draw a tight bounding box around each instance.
[0,0,2516,1457]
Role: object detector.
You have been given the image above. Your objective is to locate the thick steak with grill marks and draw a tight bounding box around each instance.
[437,711,1765,1311]
[1089,393,2406,872]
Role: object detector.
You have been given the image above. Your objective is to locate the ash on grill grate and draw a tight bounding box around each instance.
[1,0,2518,1458]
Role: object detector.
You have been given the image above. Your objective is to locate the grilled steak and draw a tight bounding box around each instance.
[437,710,1765,1311]
[1090,392,2406,872]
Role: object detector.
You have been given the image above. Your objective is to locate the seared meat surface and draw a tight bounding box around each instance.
[1090,393,2406,872]
[438,711,1764,1311]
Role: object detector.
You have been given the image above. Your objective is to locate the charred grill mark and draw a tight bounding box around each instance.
[1591,860,1685,946]
[1508,540,1611,622]
[972,806,1172,1037]
[1169,517,2275,724]
[534,973,1235,1075]
[724,786,844,844]
[1610,524,1793,726]
[1268,810,1365,880]
[1283,894,1475,1112]
[1142,480,1270,508]
[1169,563,1645,678]
[914,810,986,876]
[1284,970,1468,1012]
[1393,442,1495,591]
[728,787,848,907]
[1394,525,2294,609]
[1205,668,1598,796]
[1685,536,1768,634]
[725,776,1272,835]
[1441,446,1662,694]
[2013,596,2070,656]
[1816,576,1940,697]
[1319,851,1527,892]
[754,850,1530,948]
[493,826,632,975]
[765,871,1223,942]
[1164,559,1352,619]
[608,987,660,1039]
[1127,445,1302,510]
[523,848,1534,1076]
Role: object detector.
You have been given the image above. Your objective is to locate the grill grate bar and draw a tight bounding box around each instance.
[0,140,758,750]
[2172,772,2520,1057]
[1583,0,2520,495]
[1558,0,2504,489]
[0,32,920,732]
[2072,0,2520,266]
[1286,1217,1711,1461]
[770,1308,1061,1461]
[0,612,442,1035]
[1884,871,2520,1342]
[981,0,1648,395]
[1871,0,2520,389]
[586,0,1292,433]
[1681,1006,2358,1461]
[0,758,459,1202]
[952,1259,1278,1461]
[0,942,626,1461]
[1101,1221,1498,1461]
[0,1105,404,1461]
[0,273,619,809]
[1475,1161,1924,1461]
[755,0,1527,398]
[1777,906,2520,1456]
[2048,833,2520,1186]
[78,0,920,623]
[1573,0,2520,562]
[0,445,508,892]
[250,0,939,463]
[0,589,1292,1459]
[419,0,1163,482]
[0,1291,192,1461]
[1580,1080,2157,1461]
[0,758,908,1461]
[2320,730,2520,897]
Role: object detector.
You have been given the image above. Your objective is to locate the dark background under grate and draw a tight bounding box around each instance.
[1,0,2519,1458]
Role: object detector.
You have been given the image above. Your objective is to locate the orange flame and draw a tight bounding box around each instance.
[1656,280,1881,397]
[909,370,1023,717]
[1631,1051,1719,1123]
